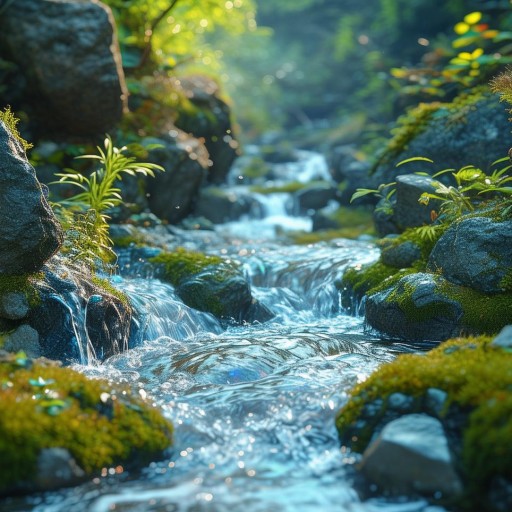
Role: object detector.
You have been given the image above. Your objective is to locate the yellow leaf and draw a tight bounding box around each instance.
[454,22,470,35]
[471,48,484,59]
[470,69,480,77]
[483,30,499,39]
[458,52,473,60]
[451,58,470,66]
[390,68,408,78]
[464,12,482,25]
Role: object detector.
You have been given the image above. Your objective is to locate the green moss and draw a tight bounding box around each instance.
[439,280,512,334]
[499,269,512,292]
[0,106,32,151]
[290,226,375,245]
[149,248,223,287]
[91,276,131,309]
[0,273,42,308]
[335,335,512,507]
[0,353,173,492]
[249,181,311,195]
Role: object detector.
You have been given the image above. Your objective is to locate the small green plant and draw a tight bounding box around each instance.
[0,106,32,151]
[52,136,164,268]
[419,158,512,220]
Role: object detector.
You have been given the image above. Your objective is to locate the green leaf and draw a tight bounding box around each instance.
[396,156,434,167]
[350,188,379,202]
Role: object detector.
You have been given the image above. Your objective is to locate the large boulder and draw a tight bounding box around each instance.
[0,121,62,274]
[145,133,209,224]
[428,217,512,293]
[193,187,257,224]
[373,92,511,185]
[0,0,127,136]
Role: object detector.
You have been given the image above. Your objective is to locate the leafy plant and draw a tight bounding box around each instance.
[419,159,512,220]
[52,136,164,268]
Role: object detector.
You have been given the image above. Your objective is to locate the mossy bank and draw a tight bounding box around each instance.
[0,352,173,495]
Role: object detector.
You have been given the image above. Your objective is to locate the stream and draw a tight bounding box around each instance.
[4,149,445,512]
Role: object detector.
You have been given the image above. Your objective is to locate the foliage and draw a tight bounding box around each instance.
[391,6,512,99]
[0,106,32,151]
[0,352,172,492]
[419,158,512,221]
[102,0,257,73]
[52,136,164,268]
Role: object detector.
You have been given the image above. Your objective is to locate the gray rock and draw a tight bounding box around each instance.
[35,448,85,490]
[373,93,511,185]
[491,325,512,349]
[424,388,448,417]
[0,0,127,135]
[373,198,399,236]
[3,324,41,358]
[380,240,421,268]
[365,273,464,342]
[176,262,274,324]
[0,292,29,320]
[193,187,256,224]
[394,174,440,230]
[428,217,512,293]
[146,134,208,224]
[387,393,415,412]
[360,414,463,498]
[0,122,62,274]
[294,185,338,214]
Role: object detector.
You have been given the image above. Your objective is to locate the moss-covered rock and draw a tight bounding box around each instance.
[0,352,173,495]
[150,249,274,324]
[335,334,512,511]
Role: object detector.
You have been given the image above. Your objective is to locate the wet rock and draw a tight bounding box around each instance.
[0,0,127,136]
[146,134,209,224]
[0,121,62,274]
[491,325,512,349]
[365,273,464,342]
[3,324,41,358]
[294,185,338,214]
[173,75,239,184]
[380,240,421,268]
[0,292,29,320]
[35,448,85,491]
[387,393,415,413]
[176,263,274,324]
[359,414,463,498]
[428,217,512,293]
[193,187,256,224]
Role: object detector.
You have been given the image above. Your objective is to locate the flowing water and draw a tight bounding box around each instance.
[4,150,444,512]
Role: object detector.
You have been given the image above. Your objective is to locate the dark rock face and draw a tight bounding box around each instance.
[146,134,208,224]
[394,174,440,230]
[374,93,512,185]
[294,185,338,214]
[428,217,512,293]
[176,263,274,324]
[0,0,127,135]
[173,76,239,184]
[193,187,256,224]
[0,121,62,274]
[380,240,421,268]
[365,273,464,342]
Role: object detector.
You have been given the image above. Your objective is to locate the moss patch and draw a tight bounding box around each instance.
[0,273,43,308]
[91,276,131,309]
[0,353,173,493]
[335,335,512,506]
[149,248,223,287]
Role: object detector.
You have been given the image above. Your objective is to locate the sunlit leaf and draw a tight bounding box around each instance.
[464,12,482,25]
[396,156,434,167]
[454,22,469,35]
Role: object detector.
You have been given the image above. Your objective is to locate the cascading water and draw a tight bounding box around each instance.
[9,150,444,512]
